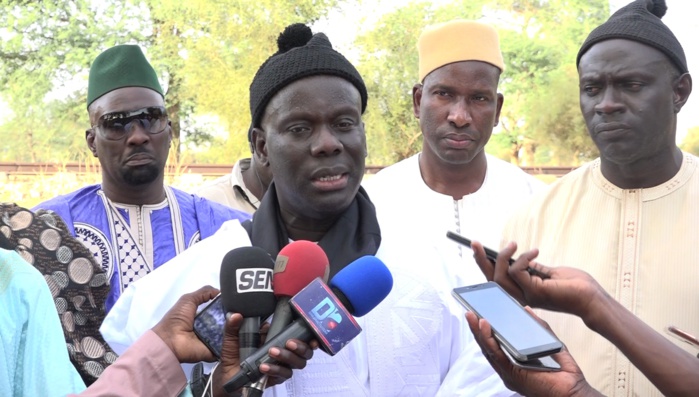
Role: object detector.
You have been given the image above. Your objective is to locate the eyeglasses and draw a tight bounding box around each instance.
[92,106,168,140]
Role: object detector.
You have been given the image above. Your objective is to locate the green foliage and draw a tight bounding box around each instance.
[681,126,699,156]
[494,0,607,165]
[0,0,146,161]
[1,0,611,166]
[0,0,339,163]
[143,0,331,160]
[357,0,607,166]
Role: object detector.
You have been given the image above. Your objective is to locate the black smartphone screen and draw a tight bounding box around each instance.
[453,282,562,360]
[446,231,549,278]
[193,294,226,358]
[446,231,513,265]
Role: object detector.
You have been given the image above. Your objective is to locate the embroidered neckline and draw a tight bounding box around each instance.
[96,187,186,292]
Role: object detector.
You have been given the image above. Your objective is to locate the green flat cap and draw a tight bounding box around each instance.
[87,44,163,108]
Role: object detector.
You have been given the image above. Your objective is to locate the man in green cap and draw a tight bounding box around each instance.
[35,44,250,314]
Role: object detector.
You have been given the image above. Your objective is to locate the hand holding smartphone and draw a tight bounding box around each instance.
[666,325,699,349]
[193,294,227,358]
[446,231,549,279]
[500,345,562,372]
[446,231,514,265]
[453,282,562,371]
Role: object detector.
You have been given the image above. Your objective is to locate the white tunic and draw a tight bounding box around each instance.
[102,153,540,396]
[101,232,513,395]
[195,158,260,214]
[364,153,544,290]
[358,153,544,396]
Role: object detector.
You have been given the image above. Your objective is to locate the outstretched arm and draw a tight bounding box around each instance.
[74,286,221,397]
[471,241,699,396]
[584,291,699,397]
[76,286,314,397]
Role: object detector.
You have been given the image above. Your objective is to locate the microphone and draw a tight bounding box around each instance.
[247,241,329,395]
[268,241,330,339]
[223,255,393,394]
[219,247,276,362]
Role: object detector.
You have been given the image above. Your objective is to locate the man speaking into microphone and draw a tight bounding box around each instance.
[102,22,509,397]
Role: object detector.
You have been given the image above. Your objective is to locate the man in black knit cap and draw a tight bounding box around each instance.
[241,23,510,397]
[466,0,698,396]
[100,22,376,395]
[103,22,512,397]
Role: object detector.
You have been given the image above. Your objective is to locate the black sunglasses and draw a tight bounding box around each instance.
[92,106,168,140]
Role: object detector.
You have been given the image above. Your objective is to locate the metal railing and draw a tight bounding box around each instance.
[0,162,577,177]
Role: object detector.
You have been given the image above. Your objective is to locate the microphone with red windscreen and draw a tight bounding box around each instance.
[224,255,394,393]
[268,240,330,338]
[247,241,329,395]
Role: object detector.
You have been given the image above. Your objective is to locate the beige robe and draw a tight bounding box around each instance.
[502,153,699,397]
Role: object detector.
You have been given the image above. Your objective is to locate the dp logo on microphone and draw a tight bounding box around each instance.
[310,297,343,331]
[291,278,362,355]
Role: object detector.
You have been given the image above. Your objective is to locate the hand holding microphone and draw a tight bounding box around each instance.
[212,312,314,397]
[212,246,318,397]
[219,247,277,361]
[248,240,330,395]
[223,255,393,393]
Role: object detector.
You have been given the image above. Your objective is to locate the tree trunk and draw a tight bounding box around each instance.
[166,72,182,162]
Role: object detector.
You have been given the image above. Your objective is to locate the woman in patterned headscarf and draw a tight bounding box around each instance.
[1,203,114,385]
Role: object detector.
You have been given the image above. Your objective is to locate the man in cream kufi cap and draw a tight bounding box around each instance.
[417,19,505,82]
[363,18,543,396]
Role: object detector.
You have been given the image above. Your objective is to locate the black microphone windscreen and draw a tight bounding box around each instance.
[219,246,276,318]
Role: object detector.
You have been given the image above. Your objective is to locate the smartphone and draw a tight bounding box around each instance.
[447,231,549,279]
[193,294,226,358]
[500,343,561,372]
[666,325,699,349]
[453,282,563,361]
[446,231,514,266]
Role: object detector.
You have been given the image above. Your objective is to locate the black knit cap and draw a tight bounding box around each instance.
[249,23,368,136]
[577,0,687,74]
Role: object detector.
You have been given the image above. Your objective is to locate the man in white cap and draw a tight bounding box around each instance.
[365,19,542,312]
